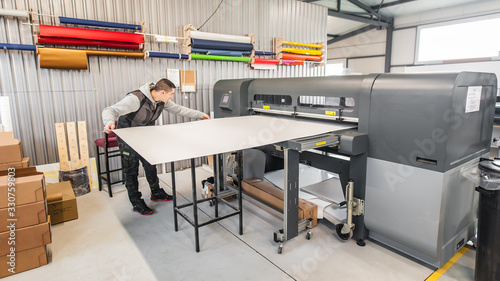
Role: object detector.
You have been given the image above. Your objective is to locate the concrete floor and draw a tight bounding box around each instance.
[5,167,477,281]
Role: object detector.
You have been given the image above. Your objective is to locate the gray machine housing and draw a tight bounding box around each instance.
[213,72,497,268]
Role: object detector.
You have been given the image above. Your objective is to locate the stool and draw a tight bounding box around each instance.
[94,131,123,197]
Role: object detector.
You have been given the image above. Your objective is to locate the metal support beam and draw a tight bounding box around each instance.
[327,25,377,45]
[371,0,418,10]
[347,0,391,22]
[328,9,390,28]
[327,33,337,38]
[385,26,393,73]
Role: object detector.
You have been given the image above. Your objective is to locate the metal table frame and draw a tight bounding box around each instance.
[171,152,243,252]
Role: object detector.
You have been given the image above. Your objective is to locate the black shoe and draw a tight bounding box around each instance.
[132,199,153,215]
[150,188,173,202]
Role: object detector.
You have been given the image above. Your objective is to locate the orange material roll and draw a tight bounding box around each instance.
[38,48,88,69]
[282,53,322,62]
[85,50,145,58]
[282,47,322,56]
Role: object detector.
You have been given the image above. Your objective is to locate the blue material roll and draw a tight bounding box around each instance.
[147,52,188,60]
[191,48,250,57]
[255,51,276,56]
[59,17,141,30]
[0,43,36,51]
[191,38,253,52]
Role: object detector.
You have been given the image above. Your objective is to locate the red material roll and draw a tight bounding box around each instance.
[282,53,322,62]
[39,25,144,43]
[253,58,280,65]
[37,36,141,49]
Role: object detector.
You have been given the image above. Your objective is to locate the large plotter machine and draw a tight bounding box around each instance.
[213,72,497,268]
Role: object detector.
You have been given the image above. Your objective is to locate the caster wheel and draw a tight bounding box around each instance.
[306,231,312,240]
[278,244,284,254]
[336,223,352,240]
[209,200,214,207]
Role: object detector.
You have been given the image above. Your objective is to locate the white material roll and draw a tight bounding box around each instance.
[0,96,13,132]
[154,35,178,43]
[0,8,29,18]
[190,30,251,44]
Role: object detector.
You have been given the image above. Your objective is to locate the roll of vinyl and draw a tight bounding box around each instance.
[282,53,322,62]
[59,17,141,30]
[191,48,249,57]
[39,25,144,43]
[85,49,145,58]
[37,36,141,49]
[0,43,36,51]
[191,38,253,52]
[254,51,276,56]
[190,30,251,44]
[282,47,322,56]
[190,53,250,62]
[154,35,178,43]
[0,96,13,132]
[38,48,88,69]
[282,41,322,49]
[147,52,188,60]
[282,59,304,65]
[0,8,29,18]
[253,58,279,65]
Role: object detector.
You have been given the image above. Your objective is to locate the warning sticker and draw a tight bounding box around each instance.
[465,86,482,113]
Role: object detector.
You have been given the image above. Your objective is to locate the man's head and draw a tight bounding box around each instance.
[151,78,176,102]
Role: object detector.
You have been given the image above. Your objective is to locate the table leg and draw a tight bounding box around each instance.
[191,158,200,252]
[171,162,178,232]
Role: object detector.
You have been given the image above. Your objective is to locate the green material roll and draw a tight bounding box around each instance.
[190,53,250,62]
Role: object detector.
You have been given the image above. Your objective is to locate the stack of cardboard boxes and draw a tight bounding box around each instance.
[0,132,29,170]
[0,167,52,278]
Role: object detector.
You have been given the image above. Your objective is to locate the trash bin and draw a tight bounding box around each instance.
[475,159,500,281]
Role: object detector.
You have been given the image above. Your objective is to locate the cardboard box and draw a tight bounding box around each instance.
[0,157,29,171]
[0,201,47,230]
[0,245,49,278]
[242,178,318,227]
[0,217,51,256]
[0,132,22,164]
[201,182,235,201]
[46,181,78,225]
[0,170,45,208]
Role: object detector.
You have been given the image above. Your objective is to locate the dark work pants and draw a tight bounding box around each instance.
[117,137,161,204]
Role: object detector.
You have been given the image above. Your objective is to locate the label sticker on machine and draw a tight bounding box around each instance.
[316,141,327,146]
[465,86,482,113]
[325,110,336,116]
[263,105,270,109]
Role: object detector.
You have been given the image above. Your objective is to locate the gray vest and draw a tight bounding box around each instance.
[117,90,164,128]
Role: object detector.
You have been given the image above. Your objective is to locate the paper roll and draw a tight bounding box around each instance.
[38,48,88,69]
[190,30,251,44]
[251,64,277,70]
[282,47,322,56]
[0,96,13,132]
[0,8,29,18]
[282,41,322,49]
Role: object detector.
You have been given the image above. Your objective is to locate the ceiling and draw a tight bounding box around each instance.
[301,0,488,43]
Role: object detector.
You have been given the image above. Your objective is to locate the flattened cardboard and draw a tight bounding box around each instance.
[0,157,29,171]
[0,201,47,230]
[0,217,51,256]
[0,132,22,164]
[0,245,48,278]
[46,181,78,225]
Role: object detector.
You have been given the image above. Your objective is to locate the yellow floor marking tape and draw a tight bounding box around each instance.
[425,245,471,281]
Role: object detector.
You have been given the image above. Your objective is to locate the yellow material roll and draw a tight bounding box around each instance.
[282,47,322,56]
[38,48,88,69]
[282,41,322,49]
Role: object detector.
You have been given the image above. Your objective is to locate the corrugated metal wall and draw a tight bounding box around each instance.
[0,0,327,170]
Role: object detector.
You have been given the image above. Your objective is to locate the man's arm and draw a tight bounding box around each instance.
[164,100,210,119]
[102,94,141,133]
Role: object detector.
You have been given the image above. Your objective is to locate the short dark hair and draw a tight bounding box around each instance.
[154,78,176,91]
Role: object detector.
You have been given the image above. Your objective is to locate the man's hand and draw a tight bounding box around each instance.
[202,113,211,120]
[104,122,115,134]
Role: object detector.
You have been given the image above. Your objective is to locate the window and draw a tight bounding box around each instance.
[325,59,346,75]
[416,15,500,63]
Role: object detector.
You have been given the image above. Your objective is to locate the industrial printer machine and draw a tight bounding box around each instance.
[213,72,497,267]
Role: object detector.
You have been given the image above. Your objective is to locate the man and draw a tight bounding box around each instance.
[102,78,210,215]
